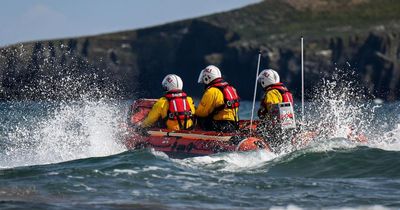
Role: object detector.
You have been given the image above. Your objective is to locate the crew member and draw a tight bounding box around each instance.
[141,74,195,131]
[257,69,294,149]
[257,69,293,119]
[195,65,240,133]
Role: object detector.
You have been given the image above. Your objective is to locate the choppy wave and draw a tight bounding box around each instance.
[1,66,400,209]
[1,147,399,209]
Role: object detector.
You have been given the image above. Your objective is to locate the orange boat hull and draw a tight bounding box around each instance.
[124,98,271,157]
[124,129,271,158]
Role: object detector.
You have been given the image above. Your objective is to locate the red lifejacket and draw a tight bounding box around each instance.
[263,83,294,106]
[207,79,240,110]
[164,90,192,129]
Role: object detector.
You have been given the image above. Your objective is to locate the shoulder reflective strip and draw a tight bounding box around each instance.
[183,98,187,110]
[172,100,178,112]
[226,88,234,99]
[286,94,290,103]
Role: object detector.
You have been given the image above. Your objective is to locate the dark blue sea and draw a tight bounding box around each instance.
[1,98,400,210]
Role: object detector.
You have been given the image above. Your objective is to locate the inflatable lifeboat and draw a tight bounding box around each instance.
[124,99,271,158]
[123,99,367,158]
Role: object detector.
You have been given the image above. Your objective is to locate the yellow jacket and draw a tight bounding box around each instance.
[196,87,238,121]
[258,89,283,118]
[142,96,195,131]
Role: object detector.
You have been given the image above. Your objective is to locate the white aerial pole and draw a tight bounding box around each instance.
[301,36,305,122]
[250,50,262,134]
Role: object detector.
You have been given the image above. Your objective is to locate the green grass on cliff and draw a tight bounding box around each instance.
[201,0,400,45]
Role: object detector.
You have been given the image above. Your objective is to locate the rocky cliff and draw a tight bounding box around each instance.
[1,0,399,100]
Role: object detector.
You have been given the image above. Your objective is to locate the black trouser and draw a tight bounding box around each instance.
[198,118,238,133]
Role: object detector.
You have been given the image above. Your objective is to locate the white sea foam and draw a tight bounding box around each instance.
[174,150,276,172]
[370,123,400,151]
[113,169,138,175]
[0,100,126,168]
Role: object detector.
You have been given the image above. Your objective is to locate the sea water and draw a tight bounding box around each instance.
[0,97,399,210]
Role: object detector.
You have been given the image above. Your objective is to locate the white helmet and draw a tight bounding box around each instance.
[197,65,222,85]
[258,69,280,88]
[161,74,183,91]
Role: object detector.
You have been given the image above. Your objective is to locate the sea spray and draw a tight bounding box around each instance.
[301,67,373,148]
[0,100,126,168]
[0,42,127,168]
[33,100,126,161]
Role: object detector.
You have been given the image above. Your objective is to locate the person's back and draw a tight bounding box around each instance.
[257,69,295,149]
[257,69,293,118]
[141,74,195,131]
[195,65,240,132]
